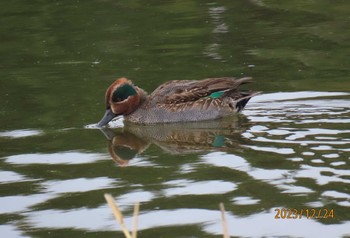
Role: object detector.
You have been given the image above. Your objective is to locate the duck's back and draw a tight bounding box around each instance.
[125,77,258,124]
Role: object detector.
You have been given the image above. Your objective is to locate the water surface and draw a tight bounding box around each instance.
[1,1,350,237]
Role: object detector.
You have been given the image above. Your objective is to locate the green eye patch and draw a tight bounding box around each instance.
[112,84,137,102]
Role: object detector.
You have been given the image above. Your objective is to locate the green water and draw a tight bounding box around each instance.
[1,1,350,237]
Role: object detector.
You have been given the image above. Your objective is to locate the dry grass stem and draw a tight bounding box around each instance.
[104,194,230,238]
[220,203,230,238]
[132,202,140,238]
[104,193,132,238]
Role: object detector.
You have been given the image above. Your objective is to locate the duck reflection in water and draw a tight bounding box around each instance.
[99,116,250,166]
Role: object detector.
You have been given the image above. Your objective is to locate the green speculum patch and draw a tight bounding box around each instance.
[209,91,224,99]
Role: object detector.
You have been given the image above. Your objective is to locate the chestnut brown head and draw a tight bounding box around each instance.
[97,78,141,127]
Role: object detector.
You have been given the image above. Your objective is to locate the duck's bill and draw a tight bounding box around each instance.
[97,109,117,127]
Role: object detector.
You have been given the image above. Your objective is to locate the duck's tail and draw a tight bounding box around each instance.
[236,91,261,112]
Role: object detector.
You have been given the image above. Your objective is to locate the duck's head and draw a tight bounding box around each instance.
[97,78,142,127]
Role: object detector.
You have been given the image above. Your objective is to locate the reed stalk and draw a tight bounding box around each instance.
[104,193,132,238]
[220,203,230,238]
[104,194,230,238]
[132,202,140,238]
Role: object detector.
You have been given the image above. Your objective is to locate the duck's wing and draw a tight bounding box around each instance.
[150,77,252,104]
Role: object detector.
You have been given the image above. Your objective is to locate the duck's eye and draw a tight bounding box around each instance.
[113,97,122,102]
[112,92,124,102]
[112,84,137,103]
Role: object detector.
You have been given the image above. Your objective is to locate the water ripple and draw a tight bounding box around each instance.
[0,129,43,138]
[164,179,237,196]
[4,151,108,165]
[42,177,116,194]
[1,92,350,237]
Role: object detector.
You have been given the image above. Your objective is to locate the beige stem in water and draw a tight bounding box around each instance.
[104,193,132,238]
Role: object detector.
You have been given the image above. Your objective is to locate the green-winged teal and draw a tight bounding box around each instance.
[97,77,259,126]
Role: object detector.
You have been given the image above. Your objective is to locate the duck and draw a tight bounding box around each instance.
[97,77,259,127]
